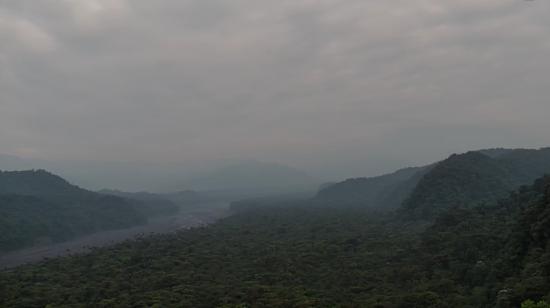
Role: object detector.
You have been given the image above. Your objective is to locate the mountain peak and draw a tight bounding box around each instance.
[0,169,82,196]
[401,148,550,219]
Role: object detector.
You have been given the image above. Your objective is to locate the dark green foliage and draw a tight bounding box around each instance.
[4,152,550,307]
[419,176,550,306]
[0,170,147,252]
[319,148,550,218]
[3,178,550,307]
[403,149,550,220]
[403,152,515,219]
[522,300,550,308]
[1,206,430,307]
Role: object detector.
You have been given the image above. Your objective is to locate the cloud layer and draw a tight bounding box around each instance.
[1,0,550,180]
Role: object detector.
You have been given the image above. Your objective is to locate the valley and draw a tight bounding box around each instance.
[0,203,228,269]
[2,2,549,306]
[3,148,550,307]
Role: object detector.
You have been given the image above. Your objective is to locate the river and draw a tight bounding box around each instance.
[0,203,230,269]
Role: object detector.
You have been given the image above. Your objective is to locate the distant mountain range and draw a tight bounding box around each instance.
[0,161,317,252]
[0,154,192,192]
[0,155,320,195]
[316,147,550,219]
[185,161,320,195]
[0,156,321,252]
[4,147,550,253]
[315,165,432,209]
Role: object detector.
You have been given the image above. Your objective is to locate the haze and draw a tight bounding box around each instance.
[2,0,550,190]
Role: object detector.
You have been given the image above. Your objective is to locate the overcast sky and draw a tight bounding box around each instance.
[1,0,550,180]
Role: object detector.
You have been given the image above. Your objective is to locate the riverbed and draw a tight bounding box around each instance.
[0,203,230,269]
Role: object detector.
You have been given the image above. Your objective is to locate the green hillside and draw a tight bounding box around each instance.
[0,170,147,251]
[403,148,550,219]
[3,176,550,307]
[0,169,84,196]
[402,152,516,219]
[3,150,550,307]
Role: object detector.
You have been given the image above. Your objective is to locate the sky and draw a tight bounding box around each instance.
[1,0,550,183]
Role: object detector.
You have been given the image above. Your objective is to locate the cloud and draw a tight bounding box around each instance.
[0,11,56,53]
[1,0,550,183]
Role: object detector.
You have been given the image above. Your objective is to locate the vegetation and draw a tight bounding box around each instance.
[403,149,550,219]
[318,148,550,216]
[3,149,550,307]
[522,300,550,308]
[402,151,516,219]
[3,174,550,307]
[0,170,149,252]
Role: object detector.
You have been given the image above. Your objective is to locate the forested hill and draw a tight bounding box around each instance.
[403,148,550,219]
[402,152,516,219]
[0,169,84,196]
[314,165,431,209]
[314,148,550,215]
[498,147,550,183]
[419,175,550,307]
[0,170,147,252]
[3,176,550,307]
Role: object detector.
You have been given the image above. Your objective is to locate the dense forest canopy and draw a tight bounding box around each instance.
[2,149,550,307]
[402,149,550,220]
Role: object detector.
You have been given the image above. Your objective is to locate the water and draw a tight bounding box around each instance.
[0,203,229,269]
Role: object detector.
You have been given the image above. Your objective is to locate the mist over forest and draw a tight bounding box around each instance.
[2,0,550,307]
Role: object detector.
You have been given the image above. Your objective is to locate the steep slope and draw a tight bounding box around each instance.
[402,152,516,218]
[420,176,550,306]
[499,147,550,183]
[315,165,431,209]
[0,170,146,252]
[315,147,550,214]
[0,169,84,196]
[402,148,550,219]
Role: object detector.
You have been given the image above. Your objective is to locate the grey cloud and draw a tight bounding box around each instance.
[1,0,550,187]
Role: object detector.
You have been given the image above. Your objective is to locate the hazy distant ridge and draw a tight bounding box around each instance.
[0,170,147,252]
